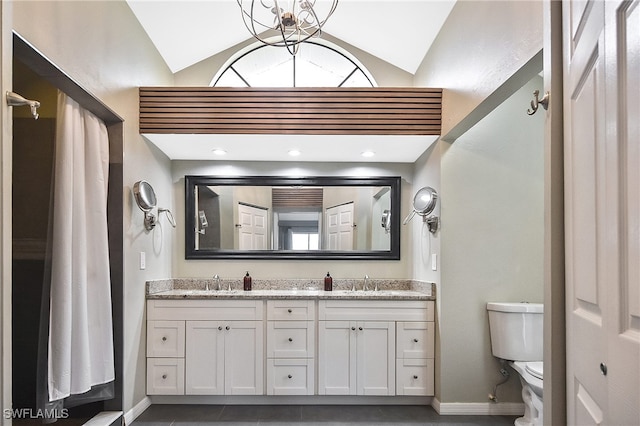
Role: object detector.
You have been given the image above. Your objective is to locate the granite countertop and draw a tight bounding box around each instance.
[146,278,435,301]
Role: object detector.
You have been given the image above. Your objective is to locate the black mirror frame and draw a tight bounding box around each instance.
[185,175,401,260]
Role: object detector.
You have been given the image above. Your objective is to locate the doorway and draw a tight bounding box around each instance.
[10,33,124,424]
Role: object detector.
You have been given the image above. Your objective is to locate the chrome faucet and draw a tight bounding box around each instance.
[213,274,221,291]
[363,275,370,291]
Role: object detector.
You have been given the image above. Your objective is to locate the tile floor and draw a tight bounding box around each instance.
[131,404,518,426]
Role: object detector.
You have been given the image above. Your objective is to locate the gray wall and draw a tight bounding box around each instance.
[412,0,543,406]
[414,1,542,138]
[439,76,544,403]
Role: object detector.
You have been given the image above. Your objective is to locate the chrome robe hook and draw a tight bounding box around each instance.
[6,91,41,119]
[527,90,549,116]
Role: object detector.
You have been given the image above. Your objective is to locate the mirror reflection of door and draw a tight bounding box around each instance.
[325,202,355,250]
[237,203,268,250]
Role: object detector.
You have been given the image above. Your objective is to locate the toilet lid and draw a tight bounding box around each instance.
[526,362,543,380]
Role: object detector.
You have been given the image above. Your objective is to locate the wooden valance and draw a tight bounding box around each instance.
[139,87,442,135]
[272,187,324,208]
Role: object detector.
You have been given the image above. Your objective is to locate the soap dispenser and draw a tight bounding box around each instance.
[243,271,252,291]
[324,272,333,291]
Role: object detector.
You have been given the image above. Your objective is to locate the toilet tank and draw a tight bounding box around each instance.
[487,302,543,361]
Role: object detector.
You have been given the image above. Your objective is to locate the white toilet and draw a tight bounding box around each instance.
[487,302,544,426]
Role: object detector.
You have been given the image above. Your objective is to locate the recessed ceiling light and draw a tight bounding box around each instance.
[288,149,301,157]
[212,149,227,156]
[361,150,375,158]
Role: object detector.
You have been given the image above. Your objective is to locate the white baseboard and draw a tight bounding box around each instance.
[124,396,151,425]
[84,411,123,426]
[432,397,524,416]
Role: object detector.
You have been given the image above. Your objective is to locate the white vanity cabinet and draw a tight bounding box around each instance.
[265,300,315,395]
[317,299,434,397]
[146,295,435,399]
[146,299,264,396]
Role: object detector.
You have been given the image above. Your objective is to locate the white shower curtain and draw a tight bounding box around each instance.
[47,92,114,401]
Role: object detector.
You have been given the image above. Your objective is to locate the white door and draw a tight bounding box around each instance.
[563,1,640,424]
[224,320,264,395]
[237,203,268,250]
[185,321,224,395]
[325,202,355,250]
[317,321,356,395]
[356,321,395,396]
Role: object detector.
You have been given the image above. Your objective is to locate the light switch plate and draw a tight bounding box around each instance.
[140,251,146,270]
[431,253,437,271]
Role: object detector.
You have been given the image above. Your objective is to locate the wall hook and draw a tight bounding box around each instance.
[6,91,41,120]
[527,90,549,116]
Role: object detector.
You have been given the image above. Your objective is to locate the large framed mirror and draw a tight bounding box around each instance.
[185,175,401,260]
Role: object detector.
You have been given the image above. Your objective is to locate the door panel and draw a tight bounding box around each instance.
[605,1,640,423]
[185,321,224,395]
[356,321,395,396]
[224,320,263,395]
[325,203,354,250]
[565,0,640,423]
[237,203,268,250]
[565,0,607,422]
[317,321,356,395]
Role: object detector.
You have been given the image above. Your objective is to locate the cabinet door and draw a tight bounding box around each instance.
[267,321,314,358]
[185,321,224,395]
[224,320,264,395]
[147,320,185,357]
[356,321,395,396]
[396,321,434,359]
[317,321,356,395]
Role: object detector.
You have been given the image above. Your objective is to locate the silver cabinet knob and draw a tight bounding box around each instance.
[218,326,223,331]
[288,337,293,342]
[162,336,167,341]
[413,338,418,343]
[413,375,418,379]
[287,309,292,313]
[225,325,230,331]
[162,374,167,379]
[600,363,607,376]
[288,374,293,379]
[351,327,356,331]
[358,327,363,331]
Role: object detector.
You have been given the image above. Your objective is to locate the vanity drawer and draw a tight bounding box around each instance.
[395,358,434,396]
[147,358,185,395]
[267,300,315,321]
[396,321,434,359]
[267,321,315,358]
[147,320,185,357]
[266,358,314,395]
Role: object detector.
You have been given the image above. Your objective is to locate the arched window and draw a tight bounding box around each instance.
[211,38,376,88]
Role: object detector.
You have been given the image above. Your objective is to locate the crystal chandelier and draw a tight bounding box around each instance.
[237,0,339,55]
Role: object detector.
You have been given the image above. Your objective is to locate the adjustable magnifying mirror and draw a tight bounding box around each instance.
[403,186,439,233]
[133,180,176,231]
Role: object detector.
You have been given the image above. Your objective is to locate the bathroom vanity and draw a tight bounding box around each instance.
[145,279,435,399]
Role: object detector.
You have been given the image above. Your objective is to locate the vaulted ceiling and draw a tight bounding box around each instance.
[126,0,456,74]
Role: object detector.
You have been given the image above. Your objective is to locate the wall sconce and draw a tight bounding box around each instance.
[133,180,176,231]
